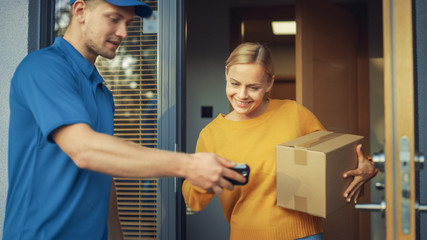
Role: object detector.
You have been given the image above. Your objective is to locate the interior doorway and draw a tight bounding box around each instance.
[228,2,379,240]
[184,0,385,239]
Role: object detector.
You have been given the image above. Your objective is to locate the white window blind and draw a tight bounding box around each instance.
[55,1,159,239]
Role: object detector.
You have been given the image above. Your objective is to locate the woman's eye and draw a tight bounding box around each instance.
[250,87,259,90]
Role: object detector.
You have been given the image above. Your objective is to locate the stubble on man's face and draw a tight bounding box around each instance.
[85,33,119,60]
[83,18,120,60]
[81,1,129,60]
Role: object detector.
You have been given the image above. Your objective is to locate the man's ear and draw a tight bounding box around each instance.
[71,0,88,23]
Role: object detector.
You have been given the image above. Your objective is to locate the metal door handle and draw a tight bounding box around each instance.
[415,152,424,170]
[355,200,386,214]
[358,150,425,218]
[415,203,427,212]
[355,201,427,212]
[372,151,424,171]
[375,182,385,190]
[372,151,385,172]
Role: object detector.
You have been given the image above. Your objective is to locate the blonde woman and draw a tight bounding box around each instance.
[182,42,377,240]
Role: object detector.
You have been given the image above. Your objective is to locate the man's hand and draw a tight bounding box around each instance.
[184,152,246,194]
[342,144,379,203]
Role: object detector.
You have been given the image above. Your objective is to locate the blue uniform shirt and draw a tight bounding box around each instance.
[4,37,115,239]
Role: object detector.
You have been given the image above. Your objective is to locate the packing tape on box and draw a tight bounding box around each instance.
[295,148,308,165]
[299,132,344,148]
[294,195,307,212]
[294,132,344,166]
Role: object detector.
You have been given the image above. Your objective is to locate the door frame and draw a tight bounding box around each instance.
[382,0,417,239]
[158,0,187,239]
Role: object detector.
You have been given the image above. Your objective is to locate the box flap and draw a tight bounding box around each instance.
[278,131,333,148]
[309,134,364,154]
[278,131,363,154]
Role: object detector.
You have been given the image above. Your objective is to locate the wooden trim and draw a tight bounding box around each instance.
[295,0,314,109]
[382,1,394,237]
[383,0,415,239]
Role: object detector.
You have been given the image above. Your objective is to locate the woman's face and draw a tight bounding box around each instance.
[225,63,274,120]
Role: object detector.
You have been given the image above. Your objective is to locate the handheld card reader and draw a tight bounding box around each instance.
[225,163,250,185]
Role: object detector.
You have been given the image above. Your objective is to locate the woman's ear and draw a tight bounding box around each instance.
[266,75,275,92]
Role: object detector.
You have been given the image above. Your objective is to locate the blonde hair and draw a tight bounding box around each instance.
[225,42,274,82]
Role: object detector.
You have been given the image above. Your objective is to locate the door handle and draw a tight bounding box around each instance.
[375,182,385,190]
[415,203,427,212]
[356,152,386,215]
[355,201,427,213]
[355,148,426,218]
[372,151,424,172]
[414,152,424,170]
[355,200,386,213]
[372,151,385,172]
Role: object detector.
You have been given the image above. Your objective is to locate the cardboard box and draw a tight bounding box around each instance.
[276,131,363,218]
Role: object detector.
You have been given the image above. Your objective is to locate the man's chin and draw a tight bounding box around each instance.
[98,49,117,60]
[101,53,116,60]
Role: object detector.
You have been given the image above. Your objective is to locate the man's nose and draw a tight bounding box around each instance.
[116,23,128,39]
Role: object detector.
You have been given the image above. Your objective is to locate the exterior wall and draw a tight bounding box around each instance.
[0,0,29,235]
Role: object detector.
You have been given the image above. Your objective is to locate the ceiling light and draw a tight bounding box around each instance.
[271,21,296,35]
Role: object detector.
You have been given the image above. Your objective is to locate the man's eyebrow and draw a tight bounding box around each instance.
[106,11,134,22]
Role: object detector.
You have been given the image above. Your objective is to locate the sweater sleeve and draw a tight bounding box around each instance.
[296,102,327,134]
[181,128,216,211]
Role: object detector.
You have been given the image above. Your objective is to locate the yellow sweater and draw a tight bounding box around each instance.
[182,99,327,240]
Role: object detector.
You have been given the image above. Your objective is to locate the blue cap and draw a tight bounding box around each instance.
[70,0,153,18]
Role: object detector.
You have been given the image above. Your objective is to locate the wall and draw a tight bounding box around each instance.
[0,0,28,236]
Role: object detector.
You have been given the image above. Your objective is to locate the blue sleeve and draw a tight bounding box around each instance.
[13,51,92,141]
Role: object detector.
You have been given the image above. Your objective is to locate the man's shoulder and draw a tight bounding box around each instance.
[14,46,73,81]
[11,46,76,90]
[23,45,69,68]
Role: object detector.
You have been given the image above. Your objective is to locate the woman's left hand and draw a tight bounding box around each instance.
[342,144,379,203]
